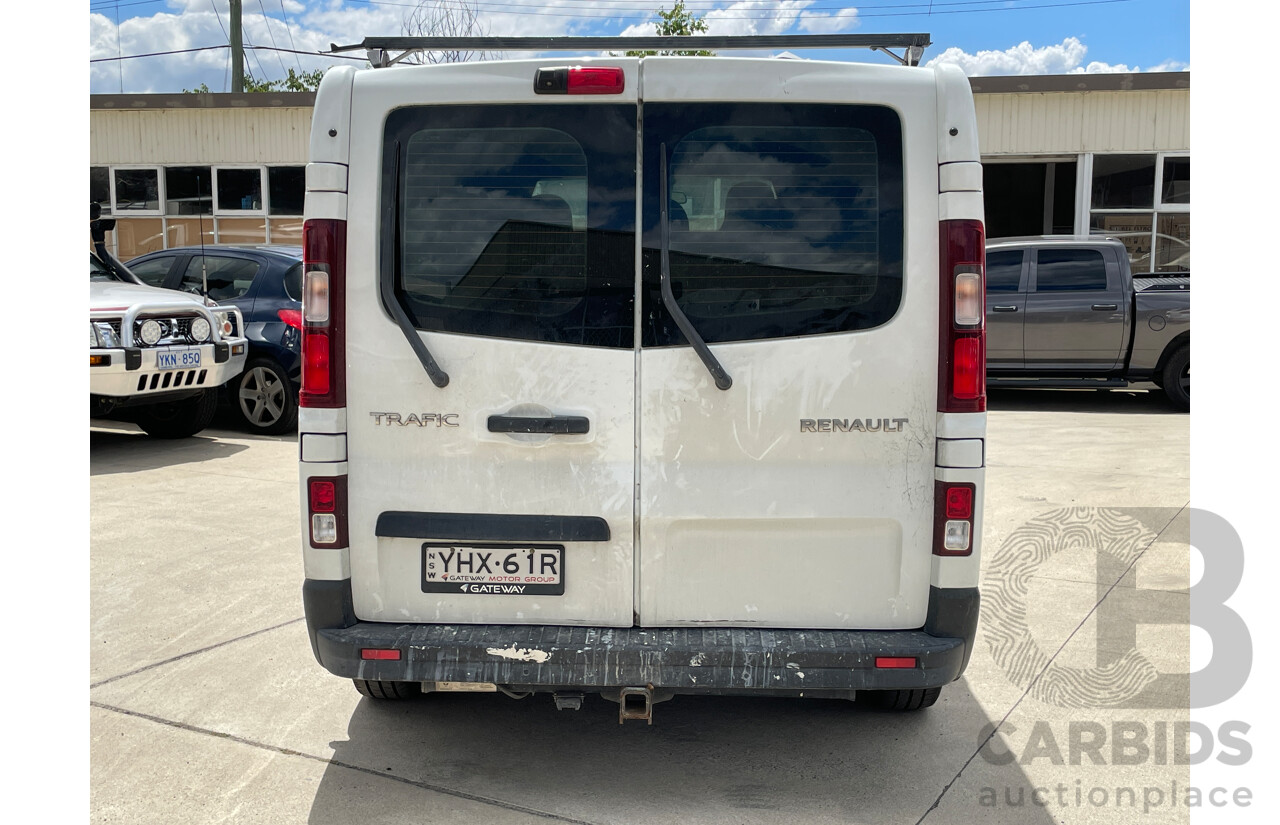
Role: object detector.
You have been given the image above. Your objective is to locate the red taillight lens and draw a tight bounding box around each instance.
[945,486,973,519]
[277,308,303,329]
[302,330,330,395]
[953,337,983,400]
[568,66,625,94]
[309,479,336,513]
[301,219,345,408]
[939,219,986,413]
[360,649,401,661]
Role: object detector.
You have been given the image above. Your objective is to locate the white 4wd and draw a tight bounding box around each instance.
[91,214,248,438]
[299,37,988,718]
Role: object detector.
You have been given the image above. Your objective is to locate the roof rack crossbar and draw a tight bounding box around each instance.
[329,34,931,68]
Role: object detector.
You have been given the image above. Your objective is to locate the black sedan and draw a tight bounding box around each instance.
[126,245,303,434]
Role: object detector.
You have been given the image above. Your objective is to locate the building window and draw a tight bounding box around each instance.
[215,168,264,213]
[165,166,212,215]
[113,168,161,213]
[91,167,111,214]
[1089,153,1188,275]
[268,166,305,215]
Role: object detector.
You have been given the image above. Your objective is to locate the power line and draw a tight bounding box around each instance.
[258,0,292,77]
[278,0,305,73]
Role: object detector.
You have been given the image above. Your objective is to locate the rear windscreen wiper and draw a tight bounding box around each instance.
[384,140,450,388]
[659,145,732,391]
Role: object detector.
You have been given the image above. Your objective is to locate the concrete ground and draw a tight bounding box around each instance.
[90,388,1190,825]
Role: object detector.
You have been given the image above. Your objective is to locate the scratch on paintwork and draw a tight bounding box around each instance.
[731,419,785,461]
[486,645,551,663]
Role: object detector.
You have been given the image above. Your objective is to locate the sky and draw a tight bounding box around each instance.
[88,0,1191,94]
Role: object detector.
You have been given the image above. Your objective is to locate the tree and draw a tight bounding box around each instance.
[401,0,495,64]
[625,2,715,57]
[183,68,326,94]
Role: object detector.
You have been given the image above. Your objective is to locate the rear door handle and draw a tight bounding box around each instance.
[1092,304,1119,311]
[487,415,590,435]
[992,305,1019,312]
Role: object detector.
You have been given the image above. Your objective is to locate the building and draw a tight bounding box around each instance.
[89,71,1189,274]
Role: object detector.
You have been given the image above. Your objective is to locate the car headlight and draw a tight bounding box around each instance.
[212,309,235,338]
[90,322,101,349]
[90,321,119,349]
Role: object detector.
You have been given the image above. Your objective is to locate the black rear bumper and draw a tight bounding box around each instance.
[303,579,979,694]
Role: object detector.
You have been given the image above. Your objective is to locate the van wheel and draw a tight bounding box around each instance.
[353,679,421,700]
[134,390,218,439]
[860,687,941,711]
[1161,345,1189,411]
[234,358,297,434]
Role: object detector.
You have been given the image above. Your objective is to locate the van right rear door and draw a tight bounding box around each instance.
[635,59,943,629]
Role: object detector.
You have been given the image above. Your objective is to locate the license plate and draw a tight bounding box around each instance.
[422,543,564,596]
[157,349,201,369]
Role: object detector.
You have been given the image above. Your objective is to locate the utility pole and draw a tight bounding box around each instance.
[230,0,244,93]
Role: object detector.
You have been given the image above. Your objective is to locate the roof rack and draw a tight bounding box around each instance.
[327,34,932,69]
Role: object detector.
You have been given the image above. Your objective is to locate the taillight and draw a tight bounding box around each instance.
[939,219,986,413]
[934,481,977,556]
[307,475,347,547]
[277,308,303,329]
[534,66,625,95]
[301,219,346,408]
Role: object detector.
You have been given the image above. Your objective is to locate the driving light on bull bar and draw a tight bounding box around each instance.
[943,520,971,552]
[311,513,337,544]
[190,317,211,342]
[139,319,163,345]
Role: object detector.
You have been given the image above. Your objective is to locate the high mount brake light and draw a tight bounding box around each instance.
[534,66,625,95]
[939,220,986,413]
[301,220,346,408]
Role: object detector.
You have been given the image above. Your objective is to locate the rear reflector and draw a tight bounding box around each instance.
[360,649,401,661]
[534,66,625,95]
[875,657,916,669]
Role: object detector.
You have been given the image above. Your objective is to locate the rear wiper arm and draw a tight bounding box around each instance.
[384,140,449,388]
[659,144,732,391]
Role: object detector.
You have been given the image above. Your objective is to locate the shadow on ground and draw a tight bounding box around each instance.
[90,427,250,475]
[307,682,1057,825]
[987,387,1180,415]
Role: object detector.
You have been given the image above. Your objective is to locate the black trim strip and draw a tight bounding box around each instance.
[376,512,610,542]
[487,415,590,435]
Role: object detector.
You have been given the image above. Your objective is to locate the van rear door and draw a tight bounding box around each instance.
[636,59,941,629]
[342,63,640,626]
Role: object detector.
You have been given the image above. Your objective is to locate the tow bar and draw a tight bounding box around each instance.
[618,686,654,725]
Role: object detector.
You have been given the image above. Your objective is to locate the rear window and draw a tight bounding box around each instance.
[642,103,904,346]
[1034,248,1109,292]
[383,104,637,349]
[985,250,1024,292]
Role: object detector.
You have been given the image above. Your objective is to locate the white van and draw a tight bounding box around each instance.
[299,36,987,719]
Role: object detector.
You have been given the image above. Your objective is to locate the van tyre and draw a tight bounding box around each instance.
[234,358,297,434]
[1161,345,1190,411]
[353,679,421,700]
[134,390,218,439]
[860,687,942,711]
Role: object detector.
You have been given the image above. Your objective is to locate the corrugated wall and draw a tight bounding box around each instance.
[90,107,313,165]
[975,89,1190,156]
[90,87,1190,164]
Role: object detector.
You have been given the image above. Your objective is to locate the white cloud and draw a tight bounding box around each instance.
[798,7,859,34]
[925,37,1189,76]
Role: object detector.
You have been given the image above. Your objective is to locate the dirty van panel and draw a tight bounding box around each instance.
[342,102,638,626]
[637,88,939,628]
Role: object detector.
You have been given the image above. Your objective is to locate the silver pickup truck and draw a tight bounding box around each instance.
[985,236,1190,410]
